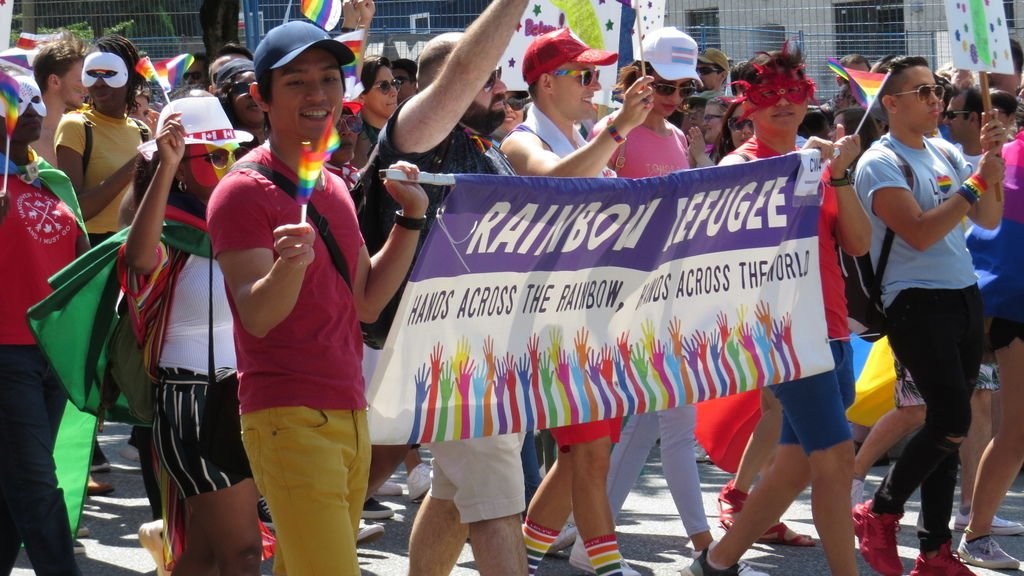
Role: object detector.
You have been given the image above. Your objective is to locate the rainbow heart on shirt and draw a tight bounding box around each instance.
[937,174,953,194]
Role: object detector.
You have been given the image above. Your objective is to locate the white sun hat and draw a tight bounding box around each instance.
[138,96,253,160]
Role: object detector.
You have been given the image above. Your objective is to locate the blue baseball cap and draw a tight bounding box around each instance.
[254,21,355,80]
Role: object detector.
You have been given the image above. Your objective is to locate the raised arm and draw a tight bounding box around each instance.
[390,0,530,154]
[123,113,186,274]
[502,77,654,177]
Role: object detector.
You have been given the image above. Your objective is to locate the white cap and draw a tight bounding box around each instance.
[641,28,699,81]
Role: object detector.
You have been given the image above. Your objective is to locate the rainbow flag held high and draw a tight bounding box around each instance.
[0,70,21,139]
[335,29,364,97]
[827,57,887,108]
[296,117,342,205]
[152,54,196,90]
[302,0,342,31]
[135,57,169,93]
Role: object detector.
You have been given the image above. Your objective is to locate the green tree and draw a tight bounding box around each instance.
[200,0,241,58]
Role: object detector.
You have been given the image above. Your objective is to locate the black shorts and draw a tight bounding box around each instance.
[154,368,246,498]
[990,317,1024,351]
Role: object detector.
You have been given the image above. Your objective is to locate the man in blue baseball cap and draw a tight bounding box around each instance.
[208,20,428,575]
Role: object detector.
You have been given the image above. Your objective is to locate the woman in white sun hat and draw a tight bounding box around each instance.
[121,96,263,575]
[580,28,717,562]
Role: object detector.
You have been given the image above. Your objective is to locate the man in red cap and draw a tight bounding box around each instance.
[501,27,654,576]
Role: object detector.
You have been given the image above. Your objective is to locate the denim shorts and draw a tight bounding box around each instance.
[769,340,855,454]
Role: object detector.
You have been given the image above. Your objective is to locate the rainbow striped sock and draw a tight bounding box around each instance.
[584,534,625,575]
[523,518,559,575]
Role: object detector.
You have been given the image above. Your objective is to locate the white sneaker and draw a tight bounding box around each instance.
[375,480,403,497]
[547,522,577,554]
[407,463,432,502]
[953,511,1024,535]
[568,538,640,576]
[357,522,386,545]
[851,477,865,506]
[138,520,169,576]
[958,534,1020,570]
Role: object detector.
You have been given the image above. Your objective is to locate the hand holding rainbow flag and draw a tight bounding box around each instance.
[295,114,342,224]
[0,70,21,198]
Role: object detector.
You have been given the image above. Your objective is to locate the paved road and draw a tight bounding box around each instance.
[15,423,1024,575]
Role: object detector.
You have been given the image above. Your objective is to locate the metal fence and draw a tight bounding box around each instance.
[10,0,1024,97]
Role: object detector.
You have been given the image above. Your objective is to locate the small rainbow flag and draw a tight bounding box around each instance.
[296,116,342,206]
[153,54,196,90]
[336,29,364,96]
[135,57,169,92]
[0,70,21,139]
[302,0,342,31]
[827,57,888,108]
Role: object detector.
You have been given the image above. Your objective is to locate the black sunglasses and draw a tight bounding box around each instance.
[484,67,502,92]
[727,117,753,131]
[697,66,724,75]
[505,96,531,111]
[228,81,253,98]
[183,71,205,82]
[652,82,697,98]
[373,79,404,94]
[942,109,973,120]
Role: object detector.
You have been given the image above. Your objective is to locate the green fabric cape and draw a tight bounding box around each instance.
[27,218,209,533]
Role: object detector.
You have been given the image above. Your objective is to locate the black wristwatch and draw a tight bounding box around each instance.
[830,169,852,187]
[395,211,427,231]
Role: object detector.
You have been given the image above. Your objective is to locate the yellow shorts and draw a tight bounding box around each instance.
[241,407,370,576]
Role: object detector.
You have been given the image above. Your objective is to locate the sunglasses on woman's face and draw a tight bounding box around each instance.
[373,79,404,94]
[652,81,697,98]
[727,117,753,131]
[551,68,600,87]
[185,147,237,170]
[505,96,531,111]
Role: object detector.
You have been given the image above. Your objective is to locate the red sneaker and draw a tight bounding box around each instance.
[910,542,976,576]
[717,480,747,531]
[853,500,904,576]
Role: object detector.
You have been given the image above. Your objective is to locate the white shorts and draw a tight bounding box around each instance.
[429,433,526,524]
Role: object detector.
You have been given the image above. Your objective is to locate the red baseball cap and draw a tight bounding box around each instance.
[522,28,618,85]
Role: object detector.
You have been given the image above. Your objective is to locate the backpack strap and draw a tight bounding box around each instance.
[870,140,918,311]
[82,119,94,175]
[230,161,352,292]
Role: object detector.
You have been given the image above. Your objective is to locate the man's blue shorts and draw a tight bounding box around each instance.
[769,340,855,454]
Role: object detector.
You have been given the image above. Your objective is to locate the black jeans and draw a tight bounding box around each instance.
[872,285,983,552]
[0,346,81,575]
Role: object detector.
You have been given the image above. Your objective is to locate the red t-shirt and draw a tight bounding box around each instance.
[207,146,366,414]
[0,178,81,344]
[730,138,846,338]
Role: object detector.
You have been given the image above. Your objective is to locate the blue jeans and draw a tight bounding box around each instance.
[520,431,541,506]
[0,345,80,575]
